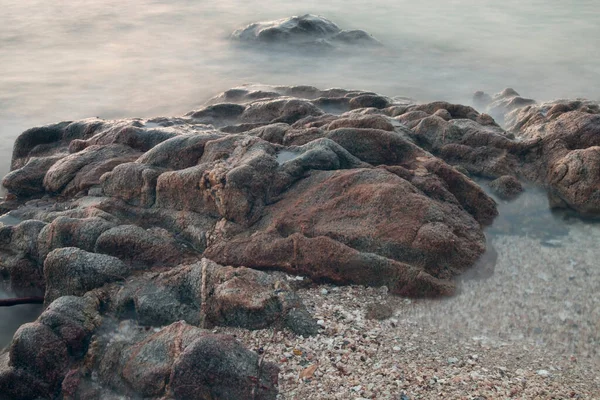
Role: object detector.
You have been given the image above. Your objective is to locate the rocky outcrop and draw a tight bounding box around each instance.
[43,248,129,305]
[2,85,504,302]
[10,83,600,398]
[231,14,381,50]
[468,89,600,215]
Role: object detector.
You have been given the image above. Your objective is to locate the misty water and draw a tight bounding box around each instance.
[1,0,599,358]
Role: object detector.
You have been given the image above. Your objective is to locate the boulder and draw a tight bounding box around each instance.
[112,259,318,334]
[489,175,524,200]
[2,155,65,197]
[37,216,115,263]
[43,247,129,304]
[171,333,279,400]
[0,219,47,293]
[43,144,140,196]
[100,162,166,207]
[231,14,379,49]
[80,321,279,400]
[94,224,188,267]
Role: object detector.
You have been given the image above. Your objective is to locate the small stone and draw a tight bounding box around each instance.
[447,357,459,364]
[320,288,329,295]
[536,369,550,377]
[365,302,394,320]
[392,346,401,352]
[317,319,325,326]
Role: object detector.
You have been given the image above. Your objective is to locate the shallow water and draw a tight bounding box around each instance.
[407,186,600,365]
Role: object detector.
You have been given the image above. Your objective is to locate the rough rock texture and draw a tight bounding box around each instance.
[469,89,600,215]
[111,258,318,335]
[67,321,279,400]
[6,83,600,398]
[43,247,129,304]
[0,295,102,400]
[489,175,524,200]
[231,14,381,49]
[0,219,47,293]
[1,295,278,400]
[3,85,506,303]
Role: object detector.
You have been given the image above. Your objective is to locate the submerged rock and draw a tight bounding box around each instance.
[489,175,524,200]
[231,14,381,50]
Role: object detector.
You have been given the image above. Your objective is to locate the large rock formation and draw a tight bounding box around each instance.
[4,82,599,398]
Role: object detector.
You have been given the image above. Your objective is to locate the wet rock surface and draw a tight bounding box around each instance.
[1,83,599,398]
[231,14,381,50]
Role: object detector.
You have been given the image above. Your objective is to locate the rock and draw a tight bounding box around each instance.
[94,224,188,267]
[4,84,505,303]
[10,121,74,170]
[326,114,395,131]
[8,323,69,391]
[37,295,102,357]
[489,175,524,200]
[349,95,391,110]
[240,98,324,125]
[101,162,166,207]
[73,321,279,400]
[43,247,129,304]
[205,166,488,295]
[43,144,140,196]
[231,14,379,50]
[189,103,246,126]
[171,333,279,400]
[2,155,65,197]
[331,29,381,46]
[136,132,225,169]
[365,302,394,320]
[0,219,47,293]
[37,216,115,263]
[112,259,318,334]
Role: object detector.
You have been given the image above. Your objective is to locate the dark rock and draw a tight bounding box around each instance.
[44,247,129,304]
[8,322,69,391]
[37,295,102,357]
[349,94,390,110]
[2,155,65,197]
[94,224,188,267]
[365,302,395,320]
[489,175,524,200]
[231,14,379,51]
[43,144,140,196]
[171,333,279,400]
[112,259,317,334]
[0,219,47,293]
[189,103,246,126]
[37,216,115,263]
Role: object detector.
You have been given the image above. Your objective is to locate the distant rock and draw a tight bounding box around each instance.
[231,14,381,50]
